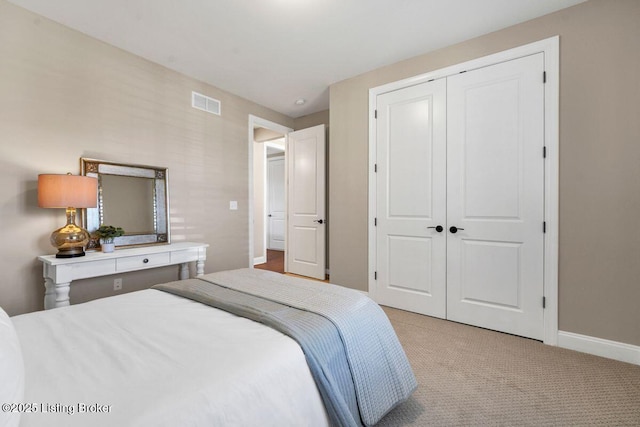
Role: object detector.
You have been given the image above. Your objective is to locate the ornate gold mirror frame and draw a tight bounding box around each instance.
[81,158,170,249]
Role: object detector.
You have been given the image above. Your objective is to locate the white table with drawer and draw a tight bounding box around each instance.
[37,242,208,310]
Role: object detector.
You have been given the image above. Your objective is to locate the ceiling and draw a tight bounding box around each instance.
[8,0,586,118]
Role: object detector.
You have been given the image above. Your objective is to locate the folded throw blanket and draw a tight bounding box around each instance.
[153,268,416,426]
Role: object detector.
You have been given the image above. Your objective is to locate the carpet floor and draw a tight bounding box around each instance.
[378,306,640,426]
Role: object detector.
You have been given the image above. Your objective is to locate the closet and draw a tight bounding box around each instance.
[373,53,545,340]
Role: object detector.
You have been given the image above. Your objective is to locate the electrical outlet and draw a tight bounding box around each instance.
[113,278,122,291]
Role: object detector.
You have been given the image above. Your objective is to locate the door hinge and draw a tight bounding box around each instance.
[374,163,377,173]
[542,296,546,309]
[374,217,377,226]
[543,71,547,83]
[374,109,377,119]
[543,146,547,158]
[543,221,547,233]
[374,271,377,280]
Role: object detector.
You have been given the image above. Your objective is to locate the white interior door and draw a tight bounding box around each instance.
[446,53,545,340]
[267,156,285,251]
[287,124,326,279]
[375,79,447,318]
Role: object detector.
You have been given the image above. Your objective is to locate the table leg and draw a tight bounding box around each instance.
[179,263,189,280]
[45,279,71,310]
[44,278,56,310]
[196,260,205,276]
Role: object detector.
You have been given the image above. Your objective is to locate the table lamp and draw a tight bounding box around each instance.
[38,173,98,258]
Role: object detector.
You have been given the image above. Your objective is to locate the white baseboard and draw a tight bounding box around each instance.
[558,330,640,366]
[253,256,266,265]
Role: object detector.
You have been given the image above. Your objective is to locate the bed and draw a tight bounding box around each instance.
[1,268,416,427]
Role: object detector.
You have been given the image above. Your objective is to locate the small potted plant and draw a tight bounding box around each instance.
[93,225,125,253]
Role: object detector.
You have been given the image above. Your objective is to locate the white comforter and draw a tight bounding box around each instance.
[12,289,329,427]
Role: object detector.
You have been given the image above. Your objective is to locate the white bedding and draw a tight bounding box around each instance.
[11,289,329,427]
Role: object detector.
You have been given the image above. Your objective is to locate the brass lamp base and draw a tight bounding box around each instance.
[50,208,91,258]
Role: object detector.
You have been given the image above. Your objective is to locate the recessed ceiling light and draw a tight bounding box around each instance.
[295,98,306,105]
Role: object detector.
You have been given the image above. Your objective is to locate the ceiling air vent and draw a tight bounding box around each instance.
[192,91,221,116]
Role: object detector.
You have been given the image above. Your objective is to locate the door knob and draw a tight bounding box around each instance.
[428,225,444,232]
[314,219,324,224]
[449,226,465,234]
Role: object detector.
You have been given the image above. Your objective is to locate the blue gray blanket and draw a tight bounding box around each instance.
[153,268,416,426]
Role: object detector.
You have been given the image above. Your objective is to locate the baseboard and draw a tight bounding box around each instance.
[558,330,640,366]
[253,256,266,265]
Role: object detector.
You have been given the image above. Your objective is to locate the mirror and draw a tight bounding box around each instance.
[81,158,170,249]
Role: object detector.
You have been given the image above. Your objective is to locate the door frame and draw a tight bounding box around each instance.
[367,36,559,345]
[248,115,293,268]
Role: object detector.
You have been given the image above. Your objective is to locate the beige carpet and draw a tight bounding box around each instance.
[378,306,640,426]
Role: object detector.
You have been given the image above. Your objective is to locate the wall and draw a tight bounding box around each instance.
[254,127,284,142]
[329,0,640,346]
[0,1,294,315]
[293,110,329,132]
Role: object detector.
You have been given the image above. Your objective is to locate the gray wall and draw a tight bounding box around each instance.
[0,1,294,315]
[329,0,640,346]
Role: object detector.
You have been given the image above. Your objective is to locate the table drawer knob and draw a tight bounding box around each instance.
[143,258,149,264]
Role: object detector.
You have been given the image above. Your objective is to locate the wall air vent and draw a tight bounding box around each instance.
[192,91,221,116]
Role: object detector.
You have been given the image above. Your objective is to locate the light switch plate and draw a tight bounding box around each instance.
[229,201,238,210]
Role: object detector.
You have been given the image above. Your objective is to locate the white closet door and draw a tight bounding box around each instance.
[446,53,545,340]
[375,79,447,318]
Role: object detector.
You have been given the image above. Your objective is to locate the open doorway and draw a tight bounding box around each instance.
[256,140,285,273]
[248,115,292,274]
[248,116,327,281]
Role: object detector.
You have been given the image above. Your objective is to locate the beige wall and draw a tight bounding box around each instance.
[293,110,329,131]
[254,127,284,143]
[329,0,640,346]
[0,1,294,315]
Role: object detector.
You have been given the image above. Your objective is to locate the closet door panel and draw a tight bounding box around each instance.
[446,53,545,340]
[375,79,447,318]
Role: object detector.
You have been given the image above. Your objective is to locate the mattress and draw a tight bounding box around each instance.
[12,289,329,427]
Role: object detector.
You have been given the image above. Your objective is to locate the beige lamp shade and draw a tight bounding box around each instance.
[38,174,98,208]
[38,174,98,258]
